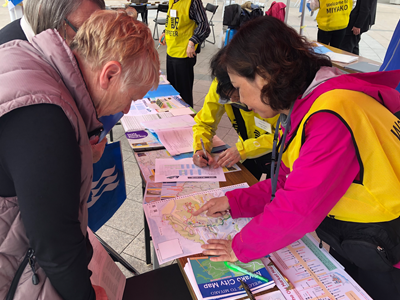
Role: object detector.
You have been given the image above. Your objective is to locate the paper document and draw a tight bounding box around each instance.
[326,52,358,64]
[87,229,125,300]
[256,291,286,300]
[120,112,173,132]
[125,130,163,151]
[134,149,172,182]
[143,181,220,204]
[184,257,275,300]
[261,234,372,300]
[156,127,194,156]
[141,114,196,131]
[155,157,226,182]
[170,107,195,116]
[159,74,169,85]
[143,184,250,264]
[125,99,155,116]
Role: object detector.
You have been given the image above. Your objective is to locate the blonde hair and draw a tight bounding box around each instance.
[70,10,160,90]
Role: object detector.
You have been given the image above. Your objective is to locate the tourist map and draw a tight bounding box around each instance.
[143,184,250,264]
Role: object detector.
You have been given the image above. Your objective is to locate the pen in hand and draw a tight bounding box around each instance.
[157,35,165,49]
[200,138,209,162]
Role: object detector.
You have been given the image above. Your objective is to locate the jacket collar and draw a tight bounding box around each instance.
[31,29,103,135]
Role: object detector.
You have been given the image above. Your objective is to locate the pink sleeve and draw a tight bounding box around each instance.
[231,112,360,263]
[227,164,289,218]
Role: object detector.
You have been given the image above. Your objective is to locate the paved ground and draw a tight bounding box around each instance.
[1,0,400,278]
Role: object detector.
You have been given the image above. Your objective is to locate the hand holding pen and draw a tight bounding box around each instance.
[157,33,166,49]
[193,138,215,167]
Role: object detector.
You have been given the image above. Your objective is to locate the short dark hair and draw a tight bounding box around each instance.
[211,16,332,111]
[210,47,235,101]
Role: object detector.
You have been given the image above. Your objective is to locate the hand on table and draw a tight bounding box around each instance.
[352,27,361,35]
[90,136,107,163]
[186,41,196,58]
[201,239,238,262]
[93,285,108,300]
[192,196,230,217]
[193,150,216,167]
[214,147,241,169]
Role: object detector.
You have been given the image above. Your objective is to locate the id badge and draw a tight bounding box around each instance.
[254,117,272,133]
[170,9,177,18]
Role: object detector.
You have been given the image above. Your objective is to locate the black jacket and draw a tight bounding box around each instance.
[346,0,378,35]
[0,19,27,45]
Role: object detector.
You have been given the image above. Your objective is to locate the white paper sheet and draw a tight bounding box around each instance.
[170,107,195,116]
[326,52,358,63]
[154,157,226,182]
[155,127,194,155]
[120,112,173,131]
[261,234,373,300]
[125,99,156,116]
[87,229,126,300]
[141,114,196,131]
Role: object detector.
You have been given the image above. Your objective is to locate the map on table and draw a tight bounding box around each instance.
[136,149,220,204]
[143,183,250,264]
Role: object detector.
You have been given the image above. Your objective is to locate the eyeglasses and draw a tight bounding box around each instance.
[63,18,78,40]
[64,18,78,33]
[219,98,250,111]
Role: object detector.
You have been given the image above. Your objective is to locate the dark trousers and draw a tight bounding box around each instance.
[340,33,362,55]
[330,249,400,300]
[317,28,346,48]
[166,54,196,107]
[243,153,272,181]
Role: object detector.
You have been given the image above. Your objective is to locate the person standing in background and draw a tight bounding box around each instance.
[339,0,377,54]
[310,0,353,48]
[158,0,210,108]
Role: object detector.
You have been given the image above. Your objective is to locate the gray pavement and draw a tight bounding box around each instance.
[1,0,400,281]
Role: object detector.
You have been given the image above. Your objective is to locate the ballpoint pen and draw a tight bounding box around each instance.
[200,138,209,162]
[157,35,165,49]
[239,280,256,300]
[224,261,270,283]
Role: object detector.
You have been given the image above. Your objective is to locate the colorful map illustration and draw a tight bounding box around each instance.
[144,184,250,264]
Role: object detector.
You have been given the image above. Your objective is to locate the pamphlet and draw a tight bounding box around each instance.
[186,257,275,300]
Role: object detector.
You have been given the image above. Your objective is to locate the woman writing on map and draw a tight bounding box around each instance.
[193,16,400,300]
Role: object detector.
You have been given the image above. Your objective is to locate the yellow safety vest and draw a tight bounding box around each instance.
[282,89,400,223]
[165,0,197,58]
[316,0,353,31]
[193,79,279,160]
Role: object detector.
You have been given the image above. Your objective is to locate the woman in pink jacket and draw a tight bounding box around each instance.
[194,16,400,299]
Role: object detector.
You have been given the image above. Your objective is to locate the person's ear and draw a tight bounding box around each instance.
[99,61,122,90]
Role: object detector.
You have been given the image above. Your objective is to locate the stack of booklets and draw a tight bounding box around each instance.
[182,257,275,300]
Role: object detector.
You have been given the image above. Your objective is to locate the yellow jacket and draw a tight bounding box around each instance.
[193,79,278,160]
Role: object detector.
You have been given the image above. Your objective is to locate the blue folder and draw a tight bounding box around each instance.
[145,84,179,98]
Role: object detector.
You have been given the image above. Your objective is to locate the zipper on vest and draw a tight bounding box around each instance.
[28,249,39,285]
[6,248,38,300]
